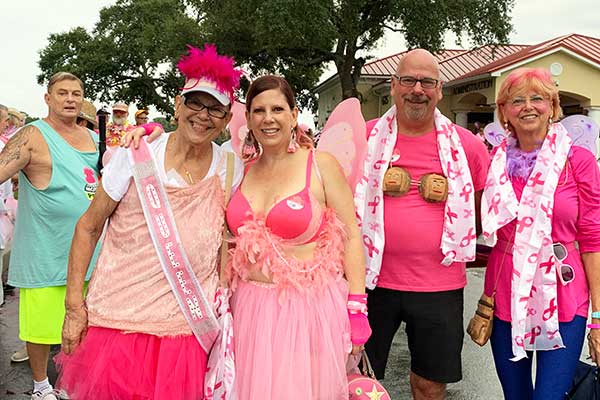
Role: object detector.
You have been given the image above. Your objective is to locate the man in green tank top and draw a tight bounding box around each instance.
[0,72,99,400]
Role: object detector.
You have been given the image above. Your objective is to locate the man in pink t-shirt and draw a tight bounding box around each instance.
[362,49,489,399]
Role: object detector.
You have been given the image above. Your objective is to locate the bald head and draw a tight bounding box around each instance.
[391,48,443,134]
[396,49,441,80]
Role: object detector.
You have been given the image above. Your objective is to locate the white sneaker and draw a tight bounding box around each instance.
[31,388,58,400]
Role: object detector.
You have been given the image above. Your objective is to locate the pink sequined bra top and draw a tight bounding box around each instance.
[226,151,327,245]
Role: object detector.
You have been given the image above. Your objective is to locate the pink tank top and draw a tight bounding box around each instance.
[226,151,326,245]
[85,176,223,336]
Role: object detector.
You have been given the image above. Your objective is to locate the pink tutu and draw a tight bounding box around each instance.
[55,326,208,400]
[231,278,351,400]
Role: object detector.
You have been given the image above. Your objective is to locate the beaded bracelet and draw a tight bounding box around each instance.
[591,311,600,319]
[587,323,600,329]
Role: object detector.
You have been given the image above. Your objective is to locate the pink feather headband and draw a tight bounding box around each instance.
[177,44,243,104]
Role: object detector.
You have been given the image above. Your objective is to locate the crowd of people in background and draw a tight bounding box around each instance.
[0,43,599,400]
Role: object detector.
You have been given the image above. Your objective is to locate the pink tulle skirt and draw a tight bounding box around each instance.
[55,326,208,400]
[231,278,351,400]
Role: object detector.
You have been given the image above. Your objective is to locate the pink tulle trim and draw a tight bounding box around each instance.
[55,326,207,400]
[227,208,346,291]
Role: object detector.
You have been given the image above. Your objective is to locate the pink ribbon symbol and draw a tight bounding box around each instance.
[386,116,394,131]
[525,326,542,345]
[517,216,534,233]
[451,147,459,162]
[515,336,525,348]
[459,228,477,248]
[363,235,380,258]
[527,308,536,316]
[539,256,554,274]
[380,137,390,145]
[538,154,550,166]
[547,132,557,153]
[543,298,557,321]
[446,162,463,179]
[446,230,456,241]
[368,222,380,232]
[527,172,545,187]
[446,207,458,224]
[368,196,380,214]
[540,201,552,219]
[373,159,386,170]
[459,183,473,202]
[463,209,473,218]
[547,329,559,340]
[499,171,508,185]
[527,253,539,264]
[488,193,501,215]
[368,127,379,139]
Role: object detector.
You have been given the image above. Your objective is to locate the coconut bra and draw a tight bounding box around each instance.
[226,151,327,245]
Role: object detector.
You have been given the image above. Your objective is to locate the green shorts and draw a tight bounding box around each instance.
[19,284,87,344]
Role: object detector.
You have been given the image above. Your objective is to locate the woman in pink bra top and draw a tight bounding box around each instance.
[226,75,371,399]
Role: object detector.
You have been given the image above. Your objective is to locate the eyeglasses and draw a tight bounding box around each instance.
[553,242,574,285]
[392,74,439,89]
[508,94,548,108]
[182,95,228,119]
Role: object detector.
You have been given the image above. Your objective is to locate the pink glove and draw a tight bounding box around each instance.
[348,294,372,345]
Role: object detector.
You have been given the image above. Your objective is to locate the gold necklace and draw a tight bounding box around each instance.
[183,164,194,184]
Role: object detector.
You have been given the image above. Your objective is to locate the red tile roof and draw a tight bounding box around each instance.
[439,45,528,81]
[457,34,600,80]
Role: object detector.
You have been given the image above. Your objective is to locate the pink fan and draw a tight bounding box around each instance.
[227,101,248,157]
[316,98,366,193]
[483,122,508,147]
[560,115,599,157]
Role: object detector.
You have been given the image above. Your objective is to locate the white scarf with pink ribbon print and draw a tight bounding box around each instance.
[355,106,476,290]
[481,123,572,361]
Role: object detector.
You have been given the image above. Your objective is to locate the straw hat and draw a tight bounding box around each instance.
[79,100,98,128]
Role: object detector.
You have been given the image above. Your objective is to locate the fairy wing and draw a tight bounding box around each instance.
[316,98,366,193]
[560,115,599,157]
[483,122,508,147]
[226,101,248,157]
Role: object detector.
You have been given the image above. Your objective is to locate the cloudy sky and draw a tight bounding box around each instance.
[1,0,599,124]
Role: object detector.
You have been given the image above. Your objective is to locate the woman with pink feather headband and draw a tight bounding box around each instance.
[480,67,600,399]
[54,45,244,399]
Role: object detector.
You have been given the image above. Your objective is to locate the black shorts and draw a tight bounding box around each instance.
[365,287,464,383]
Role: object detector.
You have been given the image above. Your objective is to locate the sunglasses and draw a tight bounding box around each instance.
[553,242,574,285]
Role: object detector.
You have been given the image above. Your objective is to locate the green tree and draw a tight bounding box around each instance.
[193,0,514,109]
[37,0,205,116]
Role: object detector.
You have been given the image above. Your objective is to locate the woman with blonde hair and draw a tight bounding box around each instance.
[480,67,600,399]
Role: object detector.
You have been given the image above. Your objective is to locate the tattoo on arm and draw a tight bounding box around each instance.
[0,125,35,167]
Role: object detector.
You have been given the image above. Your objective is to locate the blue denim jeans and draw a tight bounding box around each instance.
[490,316,587,400]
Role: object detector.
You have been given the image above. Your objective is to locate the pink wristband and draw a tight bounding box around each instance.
[347,293,368,316]
[587,323,600,329]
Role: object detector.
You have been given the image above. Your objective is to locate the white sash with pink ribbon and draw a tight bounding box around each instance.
[129,139,219,353]
[355,107,476,289]
[481,123,572,360]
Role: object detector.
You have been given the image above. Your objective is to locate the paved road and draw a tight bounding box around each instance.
[0,269,590,399]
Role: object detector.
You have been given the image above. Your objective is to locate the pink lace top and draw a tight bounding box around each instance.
[85,176,224,336]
